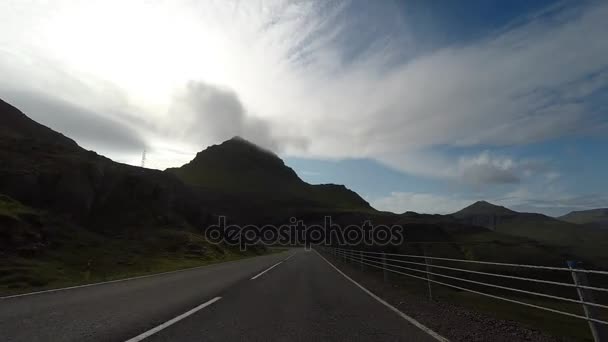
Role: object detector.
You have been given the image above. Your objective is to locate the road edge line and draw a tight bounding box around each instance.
[313,249,449,342]
[124,296,222,342]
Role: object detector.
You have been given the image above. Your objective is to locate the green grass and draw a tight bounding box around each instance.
[0,227,285,297]
[0,194,35,219]
[0,192,285,297]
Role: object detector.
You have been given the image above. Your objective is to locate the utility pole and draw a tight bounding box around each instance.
[141,149,147,168]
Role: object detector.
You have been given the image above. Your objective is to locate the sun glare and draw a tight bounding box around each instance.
[43,2,245,109]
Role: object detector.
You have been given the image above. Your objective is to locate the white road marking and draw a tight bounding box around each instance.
[314,249,449,342]
[1,252,289,300]
[124,297,222,342]
[251,261,283,280]
[283,253,296,261]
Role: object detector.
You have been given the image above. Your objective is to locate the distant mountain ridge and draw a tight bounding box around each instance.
[451,201,517,231]
[559,208,608,229]
[450,200,607,248]
[454,200,515,217]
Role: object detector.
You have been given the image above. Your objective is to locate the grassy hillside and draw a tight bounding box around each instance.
[0,193,269,296]
[337,213,608,341]
[559,208,608,228]
[0,194,35,218]
[449,201,608,268]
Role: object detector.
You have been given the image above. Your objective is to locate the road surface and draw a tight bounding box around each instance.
[0,249,441,341]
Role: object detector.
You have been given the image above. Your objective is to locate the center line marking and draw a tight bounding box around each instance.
[125,296,222,342]
[251,261,283,280]
[284,253,296,261]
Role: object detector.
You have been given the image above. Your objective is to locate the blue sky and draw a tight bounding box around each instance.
[285,135,608,216]
[283,0,608,216]
[0,0,606,216]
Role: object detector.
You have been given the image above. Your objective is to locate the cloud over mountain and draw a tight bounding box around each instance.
[168,81,308,153]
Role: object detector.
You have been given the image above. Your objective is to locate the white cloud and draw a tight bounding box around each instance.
[498,188,608,215]
[166,81,308,152]
[0,0,606,178]
[377,150,550,186]
[544,172,561,183]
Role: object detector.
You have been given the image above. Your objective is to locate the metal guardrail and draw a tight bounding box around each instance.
[319,246,608,342]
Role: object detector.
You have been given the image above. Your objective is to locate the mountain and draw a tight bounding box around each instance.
[559,208,608,228]
[166,137,303,192]
[166,137,372,212]
[0,99,203,231]
[452,200,581,239]
[450,201,608,263]
[451,201,517,231]
[0,98,379,293]
[0,99,266,293]
[0,98,79,149]
[454,201,515,217]
[2,96,607,294]
[1,98,371,232]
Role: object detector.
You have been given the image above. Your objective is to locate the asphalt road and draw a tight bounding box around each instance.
[0,249,441,342]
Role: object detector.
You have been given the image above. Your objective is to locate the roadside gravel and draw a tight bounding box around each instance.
[324,253,569,342]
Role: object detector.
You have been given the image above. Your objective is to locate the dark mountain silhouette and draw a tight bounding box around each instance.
[451,200,515,231]
[0,98,202,232]
[0,99,79,148]
[559,208,608,229]
[0,98,374,237]
[453,201,515,217]
[167,136,302,191]
[166,136,372,212]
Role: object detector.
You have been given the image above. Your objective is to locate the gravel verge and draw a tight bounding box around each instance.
[322,252,571,342]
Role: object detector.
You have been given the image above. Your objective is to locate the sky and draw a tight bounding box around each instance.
[0,0,606,216]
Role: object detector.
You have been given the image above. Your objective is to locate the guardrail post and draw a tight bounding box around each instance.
[382,252,388,282]
[568,261,607,342]
[425,257,433,301]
